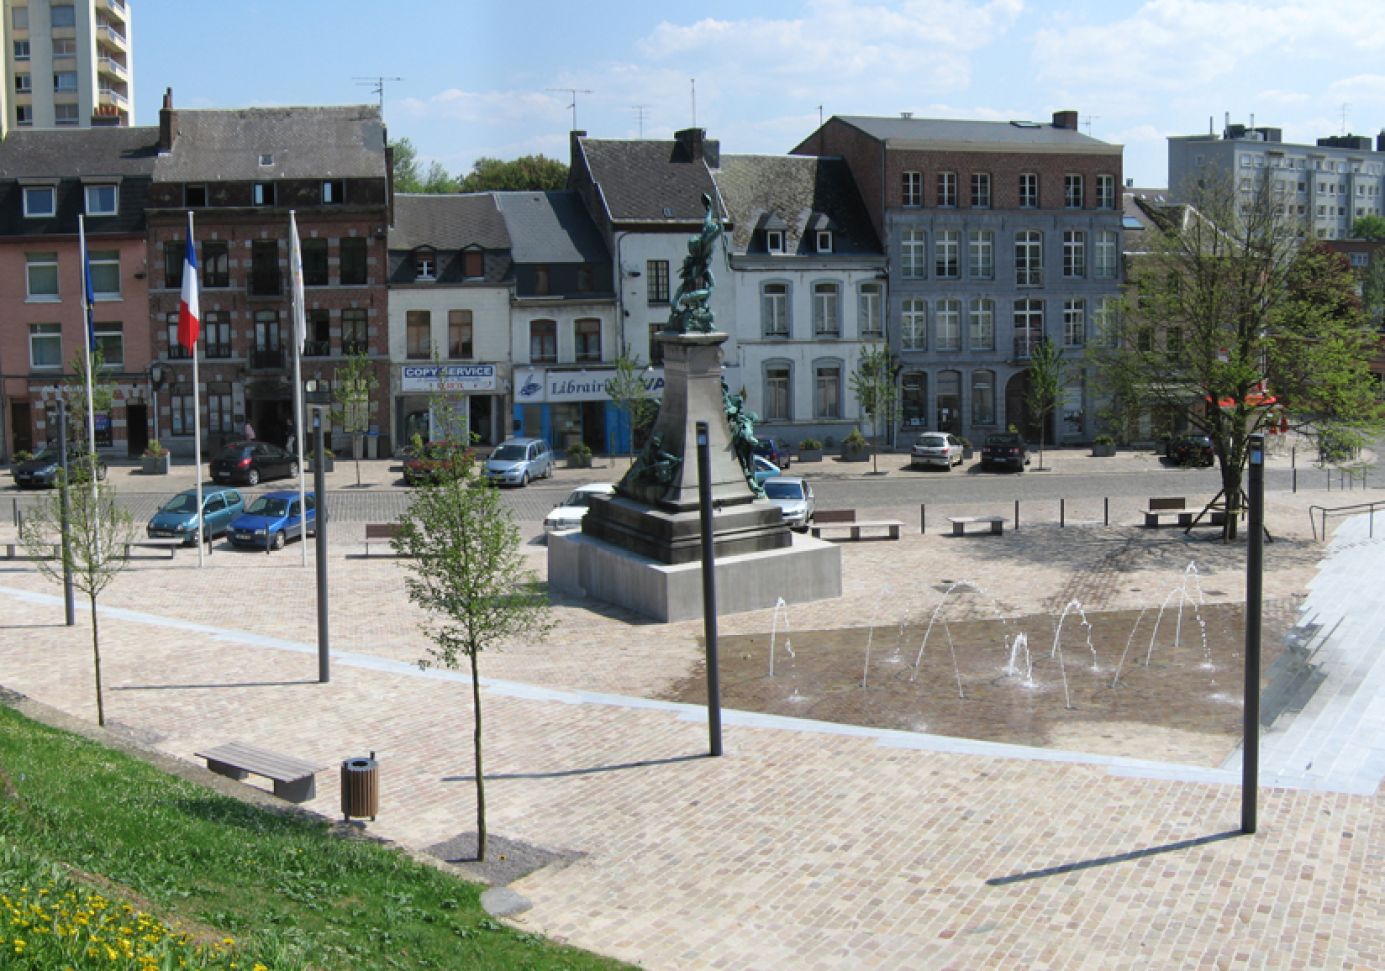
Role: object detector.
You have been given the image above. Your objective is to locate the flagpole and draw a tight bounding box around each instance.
[189,211,205,567]
[290,211,308,568]
[77,215,97,503]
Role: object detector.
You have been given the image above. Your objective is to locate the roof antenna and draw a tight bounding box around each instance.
[547,88,593,130]
[353,76,402,115]
[690,78,697,127]
[632,104,650,137]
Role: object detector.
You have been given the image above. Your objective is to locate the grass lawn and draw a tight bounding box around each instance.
[0,703,629,970]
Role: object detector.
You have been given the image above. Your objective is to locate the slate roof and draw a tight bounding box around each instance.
[494,191,608,264]
[715,155,881,256]
[154,105,386,182]
[0,127,159,236]
[832,115,1120,152]
[0,126,160,178]
[389,193,510,252]
[575,137,720,224]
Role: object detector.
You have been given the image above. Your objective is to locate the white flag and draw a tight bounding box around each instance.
[289,210,307,352]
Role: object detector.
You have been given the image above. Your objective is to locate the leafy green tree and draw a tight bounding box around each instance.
[1351,214,1385,240]
[848,344,901,473]
[330,350,380,487]
[458,155,568,192]
[605,347,657,459]
[394,465,551,862]
[421,161,459,194]
[390,137,423,193]
[24,471,134,726]
[1025,338,1064,470]
[1091,170,1381,538]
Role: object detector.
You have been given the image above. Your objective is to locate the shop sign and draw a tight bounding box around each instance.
[401,364,498,393]
[515,368,665,404]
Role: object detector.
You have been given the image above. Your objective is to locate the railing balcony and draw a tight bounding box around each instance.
[98,87,129,108]
[98,56,128,79]
[250,349,285,370]
[97,23,127,47]
[302,340,331,358]
[342,340,369,357]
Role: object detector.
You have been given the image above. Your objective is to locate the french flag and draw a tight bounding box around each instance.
[177,213,200,352]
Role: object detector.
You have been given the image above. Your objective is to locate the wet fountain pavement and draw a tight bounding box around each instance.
[1,456,1384,968]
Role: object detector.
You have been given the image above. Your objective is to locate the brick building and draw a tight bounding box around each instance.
[791,112,1123,445]
[144,91,391,457]
[0,124,155,459]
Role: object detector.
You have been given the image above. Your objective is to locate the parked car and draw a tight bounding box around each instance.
[11,443,107,488]
[980,432,1028,472]
[402,440,474,485]
[484,437,554,486]
[146,487,245,544]
[227,491,316,551]
[910,432,965,470]
[753,437,792,470]
[210,441,298,486]
[763,475,815,530]
[544,482,616,533]
[1167,434,1215,467]
[752,454,781,487]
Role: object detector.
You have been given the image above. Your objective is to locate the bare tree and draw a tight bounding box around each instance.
[849,344,902,473]
[1025,338,1064,471]
[393,463,551,861]
[24,471,134,726]
[330,349,379,487]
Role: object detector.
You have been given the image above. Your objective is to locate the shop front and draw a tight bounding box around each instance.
[512,366,665,456]
[394,363,506,453]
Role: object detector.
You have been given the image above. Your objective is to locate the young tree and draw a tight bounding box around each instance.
[1091,170,1381,538]
[24,470,134,726]
[390,137,423,193]
[330,350,380,487]
[458,155,568,192]
[849,344,901,473]
[1351,214,1385,240]
[1025,338,1064,471]
[394,467,551,862]
[421,161,459,194]
[605,348,657,460]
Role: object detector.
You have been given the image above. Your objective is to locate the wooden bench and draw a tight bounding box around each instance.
[947,515,1006,537]
[364,522,402,556]
[194,741,325,803]
[1143,497,1227,529]
[1,537,59,560]
[809,508,904,541]
[123,538,182,559]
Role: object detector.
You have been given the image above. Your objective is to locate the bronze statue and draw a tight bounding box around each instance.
[665,193,723,334]
[723,382,763,496]
[630,432,682,488]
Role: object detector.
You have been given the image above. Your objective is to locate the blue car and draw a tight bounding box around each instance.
[227,491,316,551]
[146,487,245,544]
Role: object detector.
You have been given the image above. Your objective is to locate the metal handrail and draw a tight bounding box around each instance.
[1307,500,1385,542]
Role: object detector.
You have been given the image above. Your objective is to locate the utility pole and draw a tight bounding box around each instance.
[547,88,593,130]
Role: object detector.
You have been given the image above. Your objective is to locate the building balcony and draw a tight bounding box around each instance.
[98,56,128,80]
[96,23,128,49]
[98,87,129,109]
[101,0,129,14]
[302,340,331,358]
[250,349,285,370]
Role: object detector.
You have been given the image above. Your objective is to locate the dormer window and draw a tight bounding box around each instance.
[414,250,436,281]
[816,230,833,254]
[22,184,56,218]
[253,181,275,207]
[84,183,118,216]
[766,230,785,254]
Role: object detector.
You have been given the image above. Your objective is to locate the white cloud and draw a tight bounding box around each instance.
[396,89,565,126]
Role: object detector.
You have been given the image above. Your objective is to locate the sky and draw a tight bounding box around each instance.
[132,0,1385,189]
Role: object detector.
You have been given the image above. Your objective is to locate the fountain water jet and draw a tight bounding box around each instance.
[768,597,794,677]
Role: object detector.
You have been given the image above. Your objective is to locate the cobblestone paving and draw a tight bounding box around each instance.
[1,453,1382,969]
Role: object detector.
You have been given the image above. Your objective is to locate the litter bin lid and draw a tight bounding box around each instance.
[344,757,376,769]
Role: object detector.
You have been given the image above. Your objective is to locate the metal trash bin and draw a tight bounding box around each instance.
[340,752,378,821]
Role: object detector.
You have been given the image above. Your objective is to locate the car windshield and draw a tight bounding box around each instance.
[160,494,199,514]
[562,491,596,508]
[246,497,289,518]
[217,446,250,459]
[916,435,947,447]
[491,444,527,461]
[29,446,62,462]
[986,434,1022,446]
[763,480,805,500]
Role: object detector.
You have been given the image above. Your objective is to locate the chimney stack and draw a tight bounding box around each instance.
[1052,109,1078,130]
[159,87,176,152]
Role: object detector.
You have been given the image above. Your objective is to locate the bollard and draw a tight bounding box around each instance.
[1104,496,1109,526]
[1060,498,1065,528]
[1014,499,1020,531]
[920,503,926,535]
[1292,468,1297,494]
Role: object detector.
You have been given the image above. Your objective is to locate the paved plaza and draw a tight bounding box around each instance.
[1,449,1383,969]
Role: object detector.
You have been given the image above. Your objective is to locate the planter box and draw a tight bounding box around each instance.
[566,455,593,469]
[311,457,335,473]
[1091,444,1116,457]
[797,448,823,462]
[841,447,870,463]
[141,454,171,475]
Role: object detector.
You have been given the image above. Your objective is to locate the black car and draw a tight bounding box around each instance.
[753,437,792,470]
[210,440,299,486]
[980,433,1028,472]
[11,443,107,488]
[1167,434,1215,467]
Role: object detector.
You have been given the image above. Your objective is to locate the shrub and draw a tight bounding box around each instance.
[798,437,822,450]
[843,428,868,449]
[1094,433,1116,446]
[142,440,168,458]
[566,440,593,462]
[12,449,33,464]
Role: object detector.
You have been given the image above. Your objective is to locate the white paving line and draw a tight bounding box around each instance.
[0,582,1348,792]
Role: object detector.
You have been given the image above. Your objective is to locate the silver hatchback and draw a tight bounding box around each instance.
[910,432,965,469]
[484,437,554,487]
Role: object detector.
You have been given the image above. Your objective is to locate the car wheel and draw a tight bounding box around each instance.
[96,465,107,481]
[246,469,260,486]
[289,461,300,478]
[271,531,286,551]
[520,472,529,487]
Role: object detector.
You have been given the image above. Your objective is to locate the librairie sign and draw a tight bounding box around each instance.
[515,368,666,404]
[401,364,498,392]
